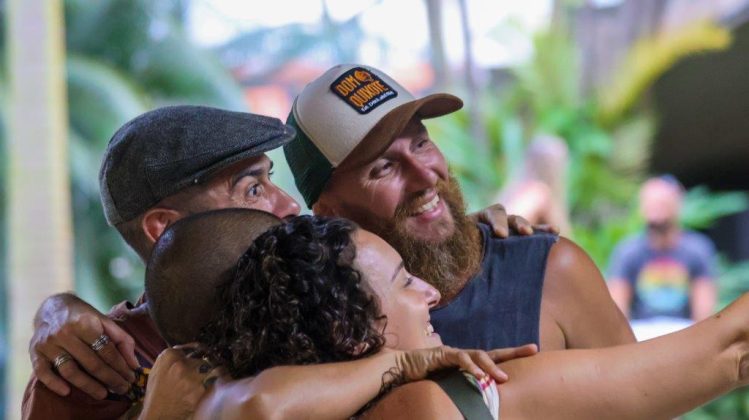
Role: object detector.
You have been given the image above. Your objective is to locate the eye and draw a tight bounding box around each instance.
[371,161,394,178]
[268,170,275,178]
[404,276,414,288]
[247,184,263,198]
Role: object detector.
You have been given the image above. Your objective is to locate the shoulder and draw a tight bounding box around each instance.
[544,237,600,297]
[360,381,462,420]
[544,237,636,346]
[547,236,595,275]
[681,231,716,255]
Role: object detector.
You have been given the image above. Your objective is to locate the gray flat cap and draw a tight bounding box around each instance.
[99,105,295,225]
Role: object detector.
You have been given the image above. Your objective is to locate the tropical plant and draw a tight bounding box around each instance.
[63,0,248,309]
[427,16,748,419]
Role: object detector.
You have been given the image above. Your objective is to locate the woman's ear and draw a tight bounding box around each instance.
[142,208,183,245]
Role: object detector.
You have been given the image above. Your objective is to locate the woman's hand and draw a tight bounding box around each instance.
[396,344,538,384]
[139,345,225,420]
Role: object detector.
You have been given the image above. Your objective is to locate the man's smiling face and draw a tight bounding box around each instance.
[316,117,482,297]
[317,117,454,243]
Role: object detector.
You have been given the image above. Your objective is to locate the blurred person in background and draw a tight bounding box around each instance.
[494,134,573,237]
[607,175,717,340]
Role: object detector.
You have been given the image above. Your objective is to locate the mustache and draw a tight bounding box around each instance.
[394,184,447,219]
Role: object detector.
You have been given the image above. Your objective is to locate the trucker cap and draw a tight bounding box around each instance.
[285,64,463,208]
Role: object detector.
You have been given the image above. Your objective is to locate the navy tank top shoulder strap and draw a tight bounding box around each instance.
[430,224,557,350]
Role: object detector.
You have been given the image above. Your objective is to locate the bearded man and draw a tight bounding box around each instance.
[285,64,635,351]
[25,105,537,419]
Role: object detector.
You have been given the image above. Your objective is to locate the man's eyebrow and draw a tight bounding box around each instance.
[391,261,405,283]
[231,163,270,187]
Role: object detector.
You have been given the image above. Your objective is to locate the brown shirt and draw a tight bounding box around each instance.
[22,299,167,420]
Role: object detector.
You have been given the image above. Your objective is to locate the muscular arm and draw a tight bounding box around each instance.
[196,353,405,420]
[193,345,535,419]
[360,295,749,420]
[498,294,749,419]
[541,238,635,350]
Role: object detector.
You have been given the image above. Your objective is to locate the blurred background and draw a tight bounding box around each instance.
[3,0,749,418]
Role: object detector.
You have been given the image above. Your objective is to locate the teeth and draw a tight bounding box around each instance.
[414,195,440,215]
[425,323,435,336]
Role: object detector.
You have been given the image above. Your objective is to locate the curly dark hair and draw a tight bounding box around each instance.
[200,216,386,378]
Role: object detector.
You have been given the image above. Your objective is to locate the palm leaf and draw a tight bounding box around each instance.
[598,20,731,126]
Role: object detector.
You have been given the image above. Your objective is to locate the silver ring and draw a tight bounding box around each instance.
[90,334,110,352]
[53,353,73,370]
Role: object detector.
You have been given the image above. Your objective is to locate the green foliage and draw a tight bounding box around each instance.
[433,21,749,418]
[63,0,247,309]
[599,21,731,126]
[681,187,749,229]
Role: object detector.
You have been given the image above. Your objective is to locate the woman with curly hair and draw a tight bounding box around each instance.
[195,214,749,419]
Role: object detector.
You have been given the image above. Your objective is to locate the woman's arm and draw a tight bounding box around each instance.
[497,293,749,420]
[195,345,536,419]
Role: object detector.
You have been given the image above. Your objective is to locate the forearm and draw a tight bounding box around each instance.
[202,352,402,419]
[499,295,749,420]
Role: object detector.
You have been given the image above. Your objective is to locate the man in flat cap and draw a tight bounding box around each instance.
[22,105,302,419]
[23,104,536,419]
[284,64,635,352]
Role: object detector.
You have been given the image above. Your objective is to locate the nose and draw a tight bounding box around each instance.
[271,185,301,219]
[413,276,441,308]
[402,154,439,194]
[426,285,441,309]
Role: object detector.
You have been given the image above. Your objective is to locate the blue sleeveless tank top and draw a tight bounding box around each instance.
[430,224,558,350]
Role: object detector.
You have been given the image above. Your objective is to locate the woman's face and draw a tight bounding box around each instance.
[352,229,443,350]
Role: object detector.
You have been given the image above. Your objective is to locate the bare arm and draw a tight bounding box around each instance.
[363,295,749,420]
[194,345,537,420]
[30,293,139,398]
[691,277,717,322]
[541,237,635,350]
[499,294,749,419]
[607,277,633,318]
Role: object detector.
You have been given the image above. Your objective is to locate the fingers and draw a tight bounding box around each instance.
[39,345,108,400]
[456,351,485,379]
[102,319,139,370]
[452,350,507,383]
[532,223,560,235]
[64,334,133,394]
[508,215,533,236]
[471,351,508,383]
[91,337,137,387]
[474,204,510,238]
[31,354,71,397]
[89,324,138,383]
[487,344,538,362]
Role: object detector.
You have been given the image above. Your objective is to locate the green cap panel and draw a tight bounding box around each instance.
[284,111,334,208]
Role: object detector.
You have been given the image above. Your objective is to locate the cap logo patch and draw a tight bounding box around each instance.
[330,67,398,114]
